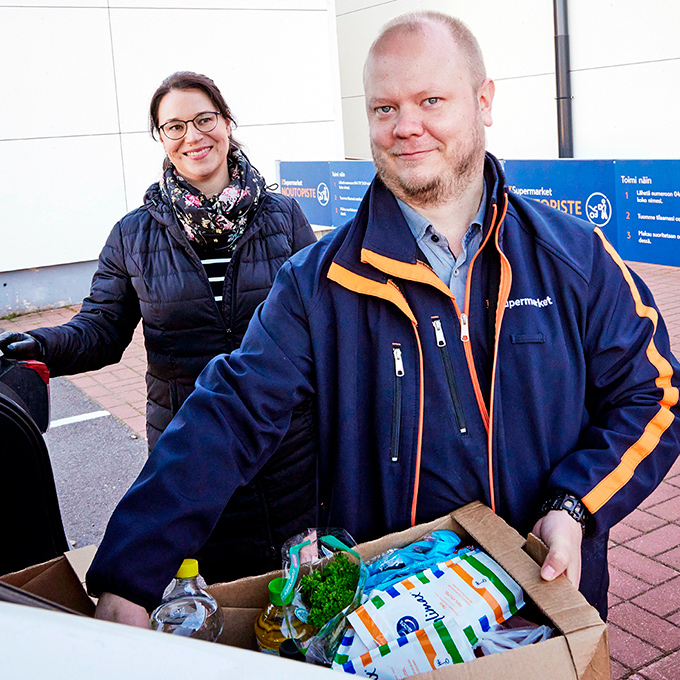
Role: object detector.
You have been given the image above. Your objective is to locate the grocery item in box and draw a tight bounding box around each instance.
[348,548,523,648]
[331,625,371,670]
[336,617,476,679]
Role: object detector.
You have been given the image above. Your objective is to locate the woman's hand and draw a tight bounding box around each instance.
[0,331,43,360]
[94,592,150,628]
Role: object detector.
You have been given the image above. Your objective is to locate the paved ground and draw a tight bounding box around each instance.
[2,260,680,679]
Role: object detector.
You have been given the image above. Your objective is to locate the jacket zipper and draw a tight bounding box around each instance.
[431,317,468,434]
[391,343,405,462]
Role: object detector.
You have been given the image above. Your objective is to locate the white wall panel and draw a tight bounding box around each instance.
[341,96,370,159]
[0,7,118,139]
[572,61,680,160]
[0,1,106,6]
[120,132,165,211]
[239,120,343,186]
[488,74,559,160]
[108,0,325,8]
[110,8,337,134]
[569,0,680,70]
[0,136,126,271]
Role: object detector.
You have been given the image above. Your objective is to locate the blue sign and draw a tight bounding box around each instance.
[503,159,618,249]
[614,160,680,266]
[280,161,375,228]
[279,161,332,227]
[328,161,375,226]
[281,158,680,267]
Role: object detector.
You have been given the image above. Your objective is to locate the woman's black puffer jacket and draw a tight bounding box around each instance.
[31,183,319,583]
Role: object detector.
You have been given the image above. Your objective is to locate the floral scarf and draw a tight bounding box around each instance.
[159,149,266,252]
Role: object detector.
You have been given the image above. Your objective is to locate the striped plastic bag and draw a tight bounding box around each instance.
[334,617,476,678]
[347,548,524,650]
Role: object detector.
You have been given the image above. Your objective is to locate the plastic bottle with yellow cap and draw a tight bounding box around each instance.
[150,558,224,641]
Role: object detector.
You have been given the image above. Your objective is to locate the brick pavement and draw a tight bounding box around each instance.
[1,260,680,678]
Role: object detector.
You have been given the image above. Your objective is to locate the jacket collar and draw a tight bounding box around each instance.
[329,152,507,300]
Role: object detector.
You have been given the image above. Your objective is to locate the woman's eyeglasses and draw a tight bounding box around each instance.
[159,111,221,140]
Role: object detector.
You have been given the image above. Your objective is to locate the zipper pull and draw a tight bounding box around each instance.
[431,318,446,347]
[460,313,470,343]
[392,346,405,377]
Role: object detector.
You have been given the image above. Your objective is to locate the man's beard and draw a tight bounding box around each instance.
[371,121,486,208]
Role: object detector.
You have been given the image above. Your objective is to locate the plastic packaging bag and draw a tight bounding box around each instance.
[335,617,476,678]
[348,548,524,649]
[364,530,471,593]
[475,624,553,656]
[281,528,367,666]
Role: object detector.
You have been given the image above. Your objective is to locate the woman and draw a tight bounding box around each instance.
[0,72,317,582]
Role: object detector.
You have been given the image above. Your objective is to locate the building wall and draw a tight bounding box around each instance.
[336,0,680,162]
[0,0,344,310]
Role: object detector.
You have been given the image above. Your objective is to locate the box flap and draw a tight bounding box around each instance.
[1,555,60,588]
[580,627,610,680]
[64,545,97,587]
[451,502,525,558]
[0,548,96,616]
[564,626,610,679]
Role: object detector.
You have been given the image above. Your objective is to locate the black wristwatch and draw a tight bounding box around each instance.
[540,492,591,536]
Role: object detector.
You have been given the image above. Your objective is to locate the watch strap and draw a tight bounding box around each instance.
[540,492,591,535]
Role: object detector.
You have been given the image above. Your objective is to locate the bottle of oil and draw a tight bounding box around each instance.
[254,577,313,655]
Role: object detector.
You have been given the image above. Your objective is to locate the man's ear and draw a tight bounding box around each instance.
[478,78,495,128]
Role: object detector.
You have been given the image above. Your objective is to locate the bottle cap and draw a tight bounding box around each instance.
[268,577,293,606]
[176,558,199,579]
[279,637,305,661]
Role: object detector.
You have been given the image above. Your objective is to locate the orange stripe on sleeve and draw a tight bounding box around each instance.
[582,229,679,513]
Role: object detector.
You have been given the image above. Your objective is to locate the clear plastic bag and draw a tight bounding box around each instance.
[280,528,367,666]
[475,624,553,656]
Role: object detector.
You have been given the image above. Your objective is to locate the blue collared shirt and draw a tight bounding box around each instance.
[397,183,486,306]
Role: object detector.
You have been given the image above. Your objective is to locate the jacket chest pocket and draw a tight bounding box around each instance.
[390,343,405,463]
[510,333,545,345]
[431,317,468,436]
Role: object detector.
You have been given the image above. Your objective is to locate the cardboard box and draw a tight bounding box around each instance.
[207,502,609,680]
[0,545,96,617]
[1,503,609,679]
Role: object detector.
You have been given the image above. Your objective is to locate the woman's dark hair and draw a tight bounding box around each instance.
[149,71,242,153]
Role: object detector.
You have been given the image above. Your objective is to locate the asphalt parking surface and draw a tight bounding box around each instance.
[44,377,147,549]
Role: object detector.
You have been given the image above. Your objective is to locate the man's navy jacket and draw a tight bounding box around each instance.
[88,154,680,618]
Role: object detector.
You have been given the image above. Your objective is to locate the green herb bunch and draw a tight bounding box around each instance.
[299,553,360,629]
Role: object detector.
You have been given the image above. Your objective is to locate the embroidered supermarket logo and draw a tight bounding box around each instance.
[410,591,444,623]
[505,296,553,310]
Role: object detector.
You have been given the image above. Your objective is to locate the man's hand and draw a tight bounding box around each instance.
[0,331,43,360]
[532,509,583,588]
[94,592,150,628]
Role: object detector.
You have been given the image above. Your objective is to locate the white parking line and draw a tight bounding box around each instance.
[50,410,111,428]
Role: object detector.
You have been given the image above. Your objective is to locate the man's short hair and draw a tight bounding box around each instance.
[367,11,487,88]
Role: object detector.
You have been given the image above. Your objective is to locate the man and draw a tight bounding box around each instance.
[89,11,680,626]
